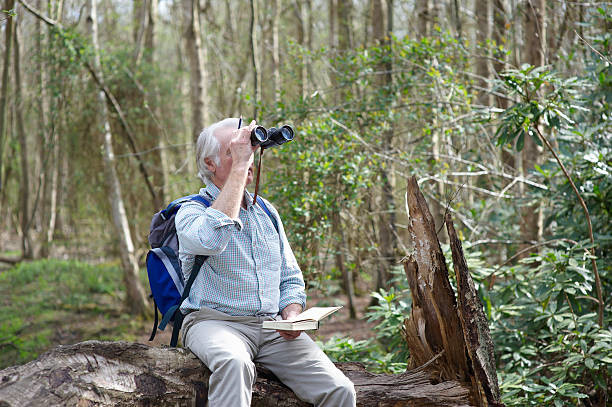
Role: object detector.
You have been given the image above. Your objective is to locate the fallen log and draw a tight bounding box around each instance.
[0,340,472,406]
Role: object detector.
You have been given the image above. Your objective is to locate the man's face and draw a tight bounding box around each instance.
[206,126,254,189]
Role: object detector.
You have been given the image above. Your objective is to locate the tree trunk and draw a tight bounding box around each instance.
[403,176,504,407]
[13,10,33,259]
[86,0,149,316]
[38,0,59,258]
[0,0,15,204]
[492,0,515,179]
[177,1,195,176]
[475,0,490,106]
[416,0,429,38]
[328,0,336,51]
[337,0,353,52]
[133,0,147,65]
[332,205,356,319]
[0,340,474,406]
[293,0,311,100]
[519,0,545,255]
[186,0,208,141]
[145,0,167,209]
[271,0,281,106]
[371,0,397,295]
[249,0,261,119]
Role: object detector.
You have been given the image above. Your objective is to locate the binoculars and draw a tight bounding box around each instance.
[250,125,294,149]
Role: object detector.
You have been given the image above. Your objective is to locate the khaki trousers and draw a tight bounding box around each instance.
[182,307,356,407]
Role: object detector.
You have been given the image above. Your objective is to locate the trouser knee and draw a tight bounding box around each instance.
[217,356,256,383]
[327,377,356,406]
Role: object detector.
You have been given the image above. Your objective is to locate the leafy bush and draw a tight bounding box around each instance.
[318,267,410,374]
[485,242,611,406]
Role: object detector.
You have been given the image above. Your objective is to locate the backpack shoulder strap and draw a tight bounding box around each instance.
[255,196,279,233]
[170,253,206,347]
[169,193,211,347]
[189,194,211,207]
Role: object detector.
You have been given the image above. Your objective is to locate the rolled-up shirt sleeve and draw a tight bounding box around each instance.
[175,201,243,256]
[268,204,307,311]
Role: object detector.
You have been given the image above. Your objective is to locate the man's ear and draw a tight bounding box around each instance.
[204,158,216,174]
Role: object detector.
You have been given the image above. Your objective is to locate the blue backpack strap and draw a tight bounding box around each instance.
[169,254,207,347]
[169,194,210,347]
[256,196,279,233]
[189,194,211,207]
[162,194,210,219]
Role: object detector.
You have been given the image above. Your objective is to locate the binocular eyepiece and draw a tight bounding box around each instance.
[250,125,294,149]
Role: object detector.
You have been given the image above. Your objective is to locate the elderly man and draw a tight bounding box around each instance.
[175,118,356,406]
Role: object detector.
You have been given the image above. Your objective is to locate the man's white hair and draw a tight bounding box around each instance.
[196,118,239,184]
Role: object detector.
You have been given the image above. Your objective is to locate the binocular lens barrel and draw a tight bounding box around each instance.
[279,125,294,141]
[250,124,294,149]
[250,126,268,146]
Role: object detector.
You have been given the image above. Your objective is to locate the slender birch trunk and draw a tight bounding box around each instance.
[87,0,148,316]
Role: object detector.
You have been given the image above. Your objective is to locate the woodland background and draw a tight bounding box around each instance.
[0,0,610,406]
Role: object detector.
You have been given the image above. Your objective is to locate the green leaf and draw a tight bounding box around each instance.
[516,131,525,151]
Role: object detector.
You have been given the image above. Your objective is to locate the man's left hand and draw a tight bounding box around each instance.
[278,303,303,340]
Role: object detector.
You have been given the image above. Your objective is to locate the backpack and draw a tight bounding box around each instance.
[146,193,279,347]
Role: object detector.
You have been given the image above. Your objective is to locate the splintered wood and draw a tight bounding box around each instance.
[403,176,503,407]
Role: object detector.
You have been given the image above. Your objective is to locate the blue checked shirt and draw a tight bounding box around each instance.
[175,183,306,316]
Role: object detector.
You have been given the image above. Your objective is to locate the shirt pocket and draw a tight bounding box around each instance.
[257,220,282,271]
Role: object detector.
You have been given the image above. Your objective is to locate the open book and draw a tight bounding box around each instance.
[262,306,342,331]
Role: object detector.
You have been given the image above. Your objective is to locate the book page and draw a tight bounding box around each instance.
[286,306,342,322]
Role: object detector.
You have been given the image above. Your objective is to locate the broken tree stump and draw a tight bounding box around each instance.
[403,176,503,407]
[0,340,473,406]
[446,213,503,407]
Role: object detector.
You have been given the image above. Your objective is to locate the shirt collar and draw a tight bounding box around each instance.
[201,183,255,208]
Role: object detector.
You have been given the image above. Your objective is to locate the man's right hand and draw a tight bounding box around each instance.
[210,119,259,219]
[229,120,258,172]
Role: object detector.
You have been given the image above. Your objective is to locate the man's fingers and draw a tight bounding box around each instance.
[278,330,302,340]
